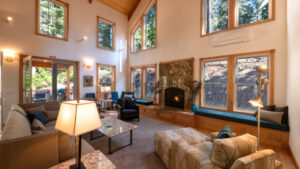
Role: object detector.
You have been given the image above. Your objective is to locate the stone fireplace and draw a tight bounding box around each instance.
[165,87,185,109]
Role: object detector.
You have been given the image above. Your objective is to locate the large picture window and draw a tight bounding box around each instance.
[131,0,157,53]
[144,66,156,99]
[203,60,228,108]
[97,64,116,99]
[201,0,274,36]
[200,50,274,114]
[36,0,69,40]
[97,16,115,50]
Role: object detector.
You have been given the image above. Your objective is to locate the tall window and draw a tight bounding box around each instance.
[201,0,274,36]
[203,60,228,108]
[144,2,156,49]
[200,50,274,114]
[202,0,229,34]
[97,64,116,99]
[36,0,69,40]
[97,17,115,50]
[132,25,142,52]
[132,68,142,98]
[235,56,269,111]
[131,0,157,53]
[144,66,156,99]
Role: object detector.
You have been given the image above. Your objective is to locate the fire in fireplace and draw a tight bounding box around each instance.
[165,87,185,109]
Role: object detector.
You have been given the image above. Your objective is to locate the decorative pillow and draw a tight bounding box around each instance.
[44,110,59,121]
[126,98,136,109]
[253,105,276,116]
[31,110,48,124]
[212,134,257,169]
[25,105,47,114]
[31,119,46,130]
[257,110,284,124]
[275,106,288,124]
[121,92,135,98]
[216,125,233,139]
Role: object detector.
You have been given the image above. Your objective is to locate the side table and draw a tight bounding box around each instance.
[48,150,116,169]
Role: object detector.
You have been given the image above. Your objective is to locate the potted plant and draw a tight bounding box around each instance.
[185,80,202,112]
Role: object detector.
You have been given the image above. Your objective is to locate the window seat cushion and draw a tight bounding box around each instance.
[195,108,289,132]
[136,99,153,105]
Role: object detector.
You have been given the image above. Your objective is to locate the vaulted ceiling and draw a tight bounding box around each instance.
[95,0,141,19]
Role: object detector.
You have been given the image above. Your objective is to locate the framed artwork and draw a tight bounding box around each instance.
[83,76,93,87]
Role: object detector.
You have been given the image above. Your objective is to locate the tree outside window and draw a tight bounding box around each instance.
[98,17,115,50]
[144,3,156,49]
[37,0,68,40]
[145,67,155,99]
[133,25,142,52]
[133,68,142,98]
[238,0,269,26]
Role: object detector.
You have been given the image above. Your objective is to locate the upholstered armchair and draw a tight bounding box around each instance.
[117,98,139,121]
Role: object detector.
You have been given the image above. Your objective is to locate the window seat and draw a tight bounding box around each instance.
[195,108,289,132]
[136,99,153,105]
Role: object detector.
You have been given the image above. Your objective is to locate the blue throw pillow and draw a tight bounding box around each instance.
[31,110,48,124]
[216,125,233,139]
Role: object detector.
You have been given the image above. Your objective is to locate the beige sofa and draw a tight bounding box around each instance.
[155,128,282,169]
[0,102,95,169]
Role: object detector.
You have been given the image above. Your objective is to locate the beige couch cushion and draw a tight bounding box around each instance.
[212,134,257,169]
[44,110,59,121]
[31,119,46,130]
[25,105,47,113]
[11,104,27,116]
[1,110,32,141]
[231,149,277,169]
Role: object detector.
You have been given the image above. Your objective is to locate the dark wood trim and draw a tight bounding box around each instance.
[35,0,69,41]
[97,16,116,51]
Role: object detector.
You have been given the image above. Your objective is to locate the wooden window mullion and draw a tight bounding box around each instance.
[228,0,236,29]
[227,57,235,112]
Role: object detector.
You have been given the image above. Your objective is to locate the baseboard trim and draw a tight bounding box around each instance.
[288,146,300,169]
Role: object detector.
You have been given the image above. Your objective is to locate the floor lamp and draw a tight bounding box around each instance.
[249,64,269,151]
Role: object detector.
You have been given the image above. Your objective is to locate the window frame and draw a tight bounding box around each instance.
[200,0,275,37]
[131,21,143,53]
[199,49,274,115]
[35,0,69,41]
[96,63,116,100]
[97,16,116,51]
[130,0,157,53]
[201,58,229,110]
[130,64,157,102]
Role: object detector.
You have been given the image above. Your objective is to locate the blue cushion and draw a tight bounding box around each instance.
[31,110,48,124]
[86,93,96,99]
[216,125,233,139]
[195,108,289,132]
[111,92,119,102]
[136,99,153,105]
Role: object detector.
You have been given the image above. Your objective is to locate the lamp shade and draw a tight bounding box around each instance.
[249,98,264,108]
[55,100,101,136]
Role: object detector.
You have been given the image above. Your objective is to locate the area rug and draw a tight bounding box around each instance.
[82,115,180,169]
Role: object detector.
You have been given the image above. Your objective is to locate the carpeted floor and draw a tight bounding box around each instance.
[82,115,180,169]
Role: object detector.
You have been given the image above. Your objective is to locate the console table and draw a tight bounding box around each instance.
[48,150,116,169]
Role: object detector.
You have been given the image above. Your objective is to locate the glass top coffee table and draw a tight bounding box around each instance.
[90,117,138,154]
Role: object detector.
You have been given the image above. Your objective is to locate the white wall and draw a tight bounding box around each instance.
[0,0,128,121]
[128,0,287,108]
[287,0,300,166]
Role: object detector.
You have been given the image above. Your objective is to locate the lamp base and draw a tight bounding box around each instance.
[70,162,86,169]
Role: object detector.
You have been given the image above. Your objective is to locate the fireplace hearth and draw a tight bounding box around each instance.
[165,87,185,109]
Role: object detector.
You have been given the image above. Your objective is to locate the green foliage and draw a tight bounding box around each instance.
[238,0,269,25]
[57,68,74,85]
[32,67,52,90]
[205,0,228,34]
[134,25,142,51]
[98,21,113,49]
[99,67,113,87]
[39,0,65,38]
[145,3,156,48]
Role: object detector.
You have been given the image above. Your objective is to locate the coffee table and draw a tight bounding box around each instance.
[90,117,138,154]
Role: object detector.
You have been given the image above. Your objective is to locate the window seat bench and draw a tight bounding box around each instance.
[195,108,289,132]
[136,99,153,105]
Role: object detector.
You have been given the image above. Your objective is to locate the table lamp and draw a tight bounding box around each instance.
[249,64,269,151]
[101,86,111,100]
[55,100,102,169]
